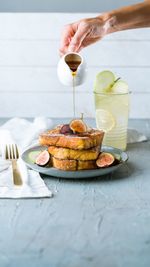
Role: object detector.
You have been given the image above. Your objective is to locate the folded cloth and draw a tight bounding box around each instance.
[0,117,54,198]
[127,128,147,144]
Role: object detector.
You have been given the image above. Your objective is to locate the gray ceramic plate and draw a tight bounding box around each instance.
[21,145,128,179]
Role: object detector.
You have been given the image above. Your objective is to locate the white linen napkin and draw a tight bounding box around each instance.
[127,128,147,144]
[0,117,54,198]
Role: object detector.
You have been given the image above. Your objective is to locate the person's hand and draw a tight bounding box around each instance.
[60,1,150,55]
[59,15,113,56]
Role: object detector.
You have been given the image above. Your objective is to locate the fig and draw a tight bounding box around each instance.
[60,124,73,135]
[69,119,87,133]
[96,152,115,168]
[35,150,50,166]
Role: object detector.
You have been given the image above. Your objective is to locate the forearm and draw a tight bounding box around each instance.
[100,1,150,34]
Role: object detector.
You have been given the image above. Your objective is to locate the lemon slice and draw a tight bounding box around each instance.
[28,151,41,164]
[94,71,115,93]
[96,109,116,132]
[111,80,128,94]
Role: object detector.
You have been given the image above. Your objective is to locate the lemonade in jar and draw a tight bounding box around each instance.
[94,71,129,151]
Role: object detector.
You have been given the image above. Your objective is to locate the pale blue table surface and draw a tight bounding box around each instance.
[0,118,150,267]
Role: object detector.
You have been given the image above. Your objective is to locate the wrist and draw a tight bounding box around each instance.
[98,2,150,34]
[96,12,118,35]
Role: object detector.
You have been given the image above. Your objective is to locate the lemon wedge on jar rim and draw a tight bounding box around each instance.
[111,79,129,93]
[96,109,116,133]
[94,70,129,94]
[94,71,115,93]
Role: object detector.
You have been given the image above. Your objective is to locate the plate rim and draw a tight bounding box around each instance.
[21,144,128,178]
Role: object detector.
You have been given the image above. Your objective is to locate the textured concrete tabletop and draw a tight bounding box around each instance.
[0,118,150,267]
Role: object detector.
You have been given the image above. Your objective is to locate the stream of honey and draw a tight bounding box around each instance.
[72,71,76,117]
[65,60,81,118]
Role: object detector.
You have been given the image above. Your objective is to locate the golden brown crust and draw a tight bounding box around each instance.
[78,160,97,170]
[39,126,104,150]
[52,157,77,171]
[51,157,97,171]
[48,145,100,160]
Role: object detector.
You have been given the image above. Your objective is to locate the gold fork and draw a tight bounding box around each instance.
[5,144,22,186]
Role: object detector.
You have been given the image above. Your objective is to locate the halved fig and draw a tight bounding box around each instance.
[96,152,115,168]
[60,124,73,135]
[35,150,50,166]
[69,119,87,133]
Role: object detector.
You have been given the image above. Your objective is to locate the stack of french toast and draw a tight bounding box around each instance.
[39,119,105,171]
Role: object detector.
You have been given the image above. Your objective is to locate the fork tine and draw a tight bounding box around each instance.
[12,144,15,160]
[12,144,16,160]
[5,145,9,159]
[9,144,13,159]
[15,144,19,159]
[7,144,11,160]
[7,145,10,160]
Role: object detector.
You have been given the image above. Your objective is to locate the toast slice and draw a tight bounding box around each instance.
[51,156,97,171]
[48,145,100,160]
[39,125,104,150]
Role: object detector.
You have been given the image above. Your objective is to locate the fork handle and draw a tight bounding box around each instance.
[12,160,23,186]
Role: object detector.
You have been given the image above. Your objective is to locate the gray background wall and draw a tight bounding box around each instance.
[0,0,141,12]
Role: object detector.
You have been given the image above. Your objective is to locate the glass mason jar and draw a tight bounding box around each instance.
[94,92,130,151]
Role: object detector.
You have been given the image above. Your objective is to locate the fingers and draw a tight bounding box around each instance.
[59,17,107,55]
[68,22,89,53]
[59,24,75,56]
[59,21,89,55]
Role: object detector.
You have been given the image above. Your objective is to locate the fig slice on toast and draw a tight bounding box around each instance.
[70,119,87,133]
[35,150,50,167]
[60,124,73,135]
[96,152,115,168]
